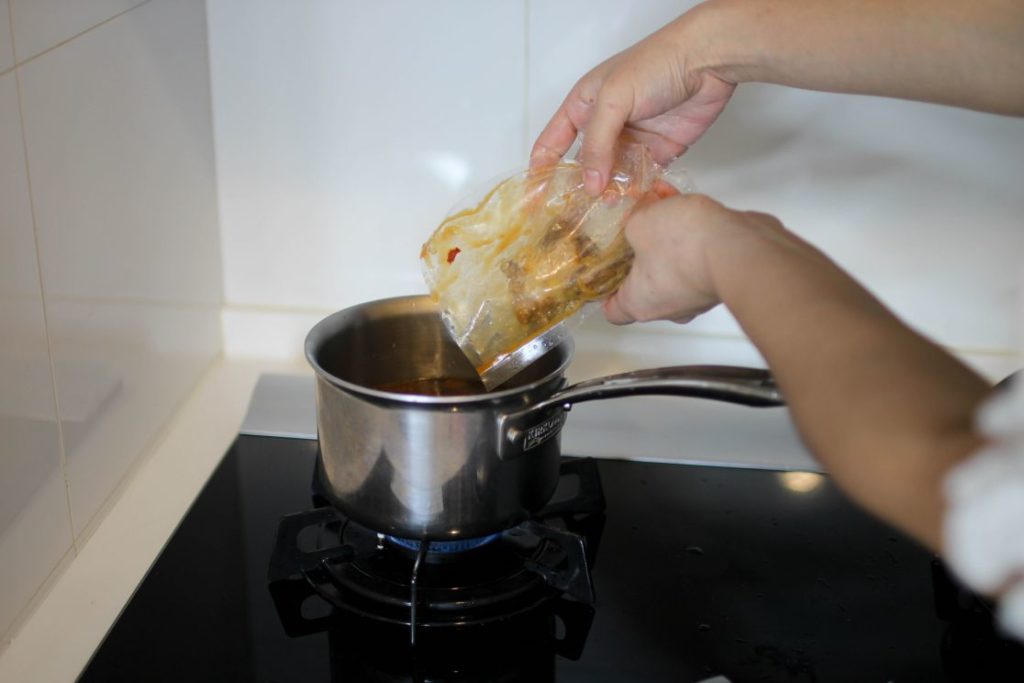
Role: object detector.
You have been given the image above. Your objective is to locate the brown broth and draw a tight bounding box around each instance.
[377,376,489,397]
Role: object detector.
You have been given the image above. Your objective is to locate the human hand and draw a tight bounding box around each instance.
[531,12,734,196]
[603,194,782,325]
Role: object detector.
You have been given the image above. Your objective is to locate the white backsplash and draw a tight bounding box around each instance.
[208,0,527,311]
[0,70,70,652]
[675,86,1024,350]
[8,0,146,62]
[0,0,221,645]
[209,0,1024,364]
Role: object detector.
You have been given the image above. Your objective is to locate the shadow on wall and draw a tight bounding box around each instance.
[683,86,808,170]
[679,85,910,193]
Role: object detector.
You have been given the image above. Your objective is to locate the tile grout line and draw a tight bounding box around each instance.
[200,0,229,319]
[10,41,78,553]
[8,0,152,69]
[36,293,223,309]
[1,0,11,75]
[0,542,76,652]
[223,301,337,316]
[66,351,226,555]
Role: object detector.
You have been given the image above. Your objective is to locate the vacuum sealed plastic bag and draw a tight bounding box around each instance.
[421,135,690,389]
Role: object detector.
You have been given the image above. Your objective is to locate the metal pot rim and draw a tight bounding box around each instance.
[304,295,575,406]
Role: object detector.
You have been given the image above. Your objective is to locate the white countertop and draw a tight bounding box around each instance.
[0,358,308,683]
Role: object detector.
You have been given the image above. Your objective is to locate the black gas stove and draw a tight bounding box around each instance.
[78,434,1024,682]
[268,454,605,669]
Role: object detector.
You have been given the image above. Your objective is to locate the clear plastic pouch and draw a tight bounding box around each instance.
[421,135,692,389]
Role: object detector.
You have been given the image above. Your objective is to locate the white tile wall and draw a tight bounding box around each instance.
[678,86,1024,352]
[0,72,71,645]
[208,0,527,311]
[0,0,13,73]
[19,1,221,305]
[8,0,145,62]
[16,0,222,538]
[49,301,221,536]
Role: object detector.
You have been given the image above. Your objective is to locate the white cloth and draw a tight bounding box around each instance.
[944,372,1024,640]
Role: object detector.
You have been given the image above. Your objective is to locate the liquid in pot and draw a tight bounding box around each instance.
[377,376,489,397]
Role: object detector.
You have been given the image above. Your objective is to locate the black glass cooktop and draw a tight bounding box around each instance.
[78,435,1023,682]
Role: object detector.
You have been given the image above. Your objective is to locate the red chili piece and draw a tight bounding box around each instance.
[447,247,461,264]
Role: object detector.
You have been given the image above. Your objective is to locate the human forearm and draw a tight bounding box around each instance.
[692,0,1024,115]
[703,208,991,551]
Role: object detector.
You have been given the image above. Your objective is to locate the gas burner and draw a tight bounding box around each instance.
[268,456,605,660]
[386,533,502,554]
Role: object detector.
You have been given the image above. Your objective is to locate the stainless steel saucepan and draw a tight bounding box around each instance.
[305,295,783,540]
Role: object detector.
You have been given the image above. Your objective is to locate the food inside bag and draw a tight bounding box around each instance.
[421,135,688,389]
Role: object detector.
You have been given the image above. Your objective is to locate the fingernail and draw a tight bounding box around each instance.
[584,168,602,195]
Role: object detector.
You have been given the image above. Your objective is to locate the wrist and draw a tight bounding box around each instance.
[699,206,813,306]
[679,0,767,86]
[664,195,761,305]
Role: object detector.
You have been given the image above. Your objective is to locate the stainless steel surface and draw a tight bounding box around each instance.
[240,374,317,439]
[543,365,781,410]
[478,320,571,391]
[306,295,786,540]
[501,366,782,454]
[306,296,569,539]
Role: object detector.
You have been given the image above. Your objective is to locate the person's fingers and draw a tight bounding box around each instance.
[530,106,579,168]
[602,293,636,325]
[531,66,608,167]
[580,80,634,196]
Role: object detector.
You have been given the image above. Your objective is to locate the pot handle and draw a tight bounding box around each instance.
[499,365,783,457]
[536,364,783,413]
